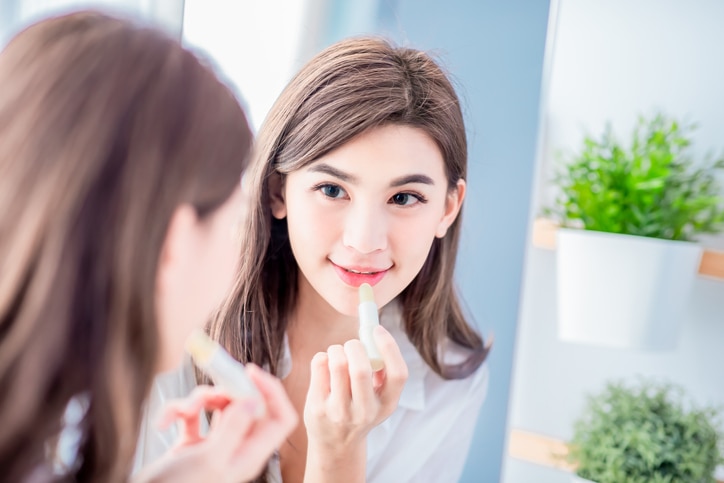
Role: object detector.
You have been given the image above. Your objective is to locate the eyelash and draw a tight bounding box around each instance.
[312,183,348,199]
[311,183,428,206]
[389,191,428,206]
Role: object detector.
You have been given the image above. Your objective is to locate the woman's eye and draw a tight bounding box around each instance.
[320,184,345,199]
[390,192,423,206]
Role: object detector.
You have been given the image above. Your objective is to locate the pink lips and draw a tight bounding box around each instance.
[332,262,390,287]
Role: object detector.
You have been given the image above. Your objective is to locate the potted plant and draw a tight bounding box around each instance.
[546,113,724,349]
[568,379,722,483]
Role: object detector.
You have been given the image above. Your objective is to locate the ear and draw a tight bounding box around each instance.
[268,172,287,220]
[435,179,466,238]
[157,205,198,295]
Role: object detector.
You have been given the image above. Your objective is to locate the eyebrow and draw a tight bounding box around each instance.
[309,163,357,183]
[308,163,435,187]
[389,174,435,187]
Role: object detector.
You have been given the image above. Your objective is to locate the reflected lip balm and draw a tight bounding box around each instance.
[185,328,265,417]
[358,283,385,371]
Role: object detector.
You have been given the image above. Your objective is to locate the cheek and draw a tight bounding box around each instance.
[213,248,238,298]
[389,212,441,259]
[286,196,340,254]
[214,230,240,295]
[198,221,241,313]
[156,318,185,372]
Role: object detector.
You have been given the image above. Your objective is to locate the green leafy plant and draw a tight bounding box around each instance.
[569,379,723,483]
[546,114,724,241]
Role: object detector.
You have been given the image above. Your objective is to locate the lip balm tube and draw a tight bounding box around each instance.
[185,328,265,417]
[358,283,385,371]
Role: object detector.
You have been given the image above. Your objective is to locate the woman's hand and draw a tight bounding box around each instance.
[303,325,408,481]
[133,365,298,483]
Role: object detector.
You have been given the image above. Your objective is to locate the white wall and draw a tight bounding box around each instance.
[182,0,309,131]
[505,1,724,481]
[0,0,184,44]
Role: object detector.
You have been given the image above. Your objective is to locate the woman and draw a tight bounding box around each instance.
[141,37,490,482]
[0,11,296,483]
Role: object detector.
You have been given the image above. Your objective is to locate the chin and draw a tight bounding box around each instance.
[329,297,359,318]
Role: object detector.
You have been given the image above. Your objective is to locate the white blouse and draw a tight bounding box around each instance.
[133,301,489,482]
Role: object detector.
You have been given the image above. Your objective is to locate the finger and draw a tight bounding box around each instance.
[306,352,331,407]
[246,364,298,436]
[326,344,351,408]
[156,405,188,431]
[209,406,221,432]
[372,369,385,392]
[206,398,257,460]
[373,326,408,404]
[176,411,203,446]
[169,400,227,446]
[227,369,297,478]
[228,418,281,479]
[156,386,231,430]
[225,368,299,479]
[343,339,375,411]
[156,396,229,431]
[159,389,234,448]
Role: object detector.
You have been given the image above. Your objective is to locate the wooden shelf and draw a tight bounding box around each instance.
[508,428,574,472]
[508,428,724,482]
[531,218,724,280]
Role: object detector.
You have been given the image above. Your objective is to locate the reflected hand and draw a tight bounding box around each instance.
[304,325,408,455]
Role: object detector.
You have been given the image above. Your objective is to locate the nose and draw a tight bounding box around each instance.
[342,200,388,254]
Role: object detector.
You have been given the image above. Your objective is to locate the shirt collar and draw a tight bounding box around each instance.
[277,299,428,411]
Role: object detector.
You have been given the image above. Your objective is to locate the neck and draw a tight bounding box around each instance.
[287,274,358,354]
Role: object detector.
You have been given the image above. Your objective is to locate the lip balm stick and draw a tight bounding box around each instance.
[185,329,265,418]
[358,283,385,371]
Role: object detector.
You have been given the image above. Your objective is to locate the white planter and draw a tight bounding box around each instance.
[556,228,702,350]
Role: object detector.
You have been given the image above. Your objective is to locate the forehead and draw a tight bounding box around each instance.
[306,124,446,180]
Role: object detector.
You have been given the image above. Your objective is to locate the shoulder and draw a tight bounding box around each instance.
[433,348,489,405]
[440,338,490,395]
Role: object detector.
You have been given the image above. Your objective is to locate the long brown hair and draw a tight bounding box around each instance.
[0,11,252,482]
[211,37,489,387]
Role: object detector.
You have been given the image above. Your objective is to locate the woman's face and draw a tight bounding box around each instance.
[272,124,465,317]
[156,179,249,372]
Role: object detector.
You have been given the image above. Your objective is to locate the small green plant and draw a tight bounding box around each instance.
[547,114,724,241]
[569,379,723,483]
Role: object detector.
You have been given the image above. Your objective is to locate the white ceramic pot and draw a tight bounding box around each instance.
[556,228,702,350]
